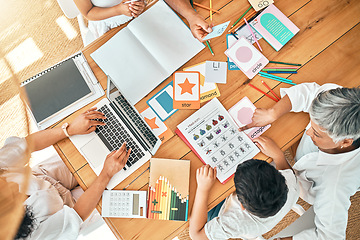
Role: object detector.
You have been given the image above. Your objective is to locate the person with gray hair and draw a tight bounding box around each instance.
[240,82,360,240]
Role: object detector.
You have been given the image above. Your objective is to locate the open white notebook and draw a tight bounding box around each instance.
[91,0,204,104]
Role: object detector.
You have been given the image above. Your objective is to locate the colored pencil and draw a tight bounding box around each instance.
[266,71,298,74]
[209,0,213,21]
[190,0,194,7]
[259,73,296,86]
[164,179,170,220]
[230,6,252,29]
[193,2,220,13]
[170,188,175,220]
[231,10,257,33]
[175,193,180,220]
[263,67,299,69]
[166,183,171,220]
[181,198,186,221]
[157,177,163,219]
[244,17,262,51]
[185,196,189,221]
[230,32,238,40]
[159,177,164,219]
[262,68,298,71]
[269,61,301,66]
[153,180,159,219]
[205,41,214,55]
[148,186,154,218]
[248,83,279,102]
[259,72,293,83]
[261,80,281,101]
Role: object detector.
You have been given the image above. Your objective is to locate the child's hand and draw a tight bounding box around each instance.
[196,165,217,193]
[253,136,285,162]
[129,0,146,18]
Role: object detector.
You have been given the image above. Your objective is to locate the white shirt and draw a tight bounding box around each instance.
[0,137,83,240]
[280,82,360,240]
[204,169,299,240]
[88,0,132,38]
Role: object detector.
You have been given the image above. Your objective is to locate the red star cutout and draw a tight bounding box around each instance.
[178,78,196,95]
[144,117,159,129]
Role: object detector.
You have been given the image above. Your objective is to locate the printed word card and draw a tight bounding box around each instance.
[173,71,200,109]
[205,61,228,84]
[228,97,271,140]
[184,62,220,103]
[147,81,177,121]
[225,36,269,79]
[203,21,231,40]
[140,107,174,144]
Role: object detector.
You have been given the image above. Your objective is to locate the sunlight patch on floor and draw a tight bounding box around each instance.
[5,37,43,73]
[56,16,78,40]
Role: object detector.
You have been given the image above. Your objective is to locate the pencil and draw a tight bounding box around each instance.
[154,179,160,219]
[148,186,154,218]
[269,61,302,66]
[230,32,238,40]
[248,83,279,102]
[230,10,257,33]
[230,6,252,29]
[266,71,298,74]
[170,187,175,220]
[259,73,296,86]
[262,67,299,69]
[209,0,213,21]
[244,17,262,51]
[166,183,172,220]
[261,80,281,100]
[190,0,194,8]
[262,68,298,71]
[205,41,214,55]
[259,72,293,83]
[160,177,166,220]
[193,2,220,13]
[185,196,189,221]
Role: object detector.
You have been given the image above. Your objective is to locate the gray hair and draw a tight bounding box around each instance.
[309,87,360,143]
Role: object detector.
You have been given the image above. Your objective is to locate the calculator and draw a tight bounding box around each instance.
[102,190,147,218]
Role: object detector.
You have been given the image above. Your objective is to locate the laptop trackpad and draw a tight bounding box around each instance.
[81,137,109,170]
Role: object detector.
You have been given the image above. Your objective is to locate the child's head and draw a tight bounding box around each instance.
[234,159,288,218]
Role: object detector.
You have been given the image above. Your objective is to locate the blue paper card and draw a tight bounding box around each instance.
[147,81,178,121]
[203,21,231,40]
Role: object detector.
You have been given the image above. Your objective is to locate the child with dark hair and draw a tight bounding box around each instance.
[189,151,299,240]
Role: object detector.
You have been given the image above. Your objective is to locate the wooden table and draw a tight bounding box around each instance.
[54,0,360,239]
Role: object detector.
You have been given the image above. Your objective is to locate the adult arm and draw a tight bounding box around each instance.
[73,143,131,220]
[25,108,105,152]
[165,0,212,41]
[74,0,145,20]
[189,165,216,240]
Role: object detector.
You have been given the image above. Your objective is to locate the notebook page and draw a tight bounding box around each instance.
[91,28,167,104]
[127,0,204,75]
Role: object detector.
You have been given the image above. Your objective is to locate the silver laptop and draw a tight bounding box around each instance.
[69,76,161,189]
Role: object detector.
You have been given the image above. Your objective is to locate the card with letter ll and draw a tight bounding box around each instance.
[224,36,269,79]
[173,71,200,109]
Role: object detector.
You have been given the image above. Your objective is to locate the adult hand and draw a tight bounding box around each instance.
[101,142,131,179]
[67,107,106,136]
[116,2,133,17]
[253,136,285,162]
[187,13,213,42]
[196,165,217,193]
[129,0,146,18]
[239,108,276,131]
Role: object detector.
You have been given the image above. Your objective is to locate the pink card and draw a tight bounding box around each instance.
[224,36,269,79]
[228,96,270,140]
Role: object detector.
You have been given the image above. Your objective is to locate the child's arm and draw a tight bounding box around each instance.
[189,165,216,240]
[253,136,292,170]
[74,0,142,20]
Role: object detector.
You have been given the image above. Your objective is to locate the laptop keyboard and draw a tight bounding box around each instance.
[115,95,158,147]
[94,105,145,169]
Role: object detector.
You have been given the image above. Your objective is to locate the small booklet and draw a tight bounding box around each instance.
[147,158,190,221]
[251,4,300,51]
[176,98,260,183]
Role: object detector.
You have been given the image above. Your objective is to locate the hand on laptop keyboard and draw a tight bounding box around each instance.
[101,142,131,179]
[68,107,106,136]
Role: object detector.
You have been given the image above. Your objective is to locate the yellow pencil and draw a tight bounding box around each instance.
[161,177,167,220]
[209,0,213,21]
[164,179,169,220]
[166,182,172,220]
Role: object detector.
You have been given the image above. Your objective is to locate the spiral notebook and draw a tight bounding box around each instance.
[21,52,104,129]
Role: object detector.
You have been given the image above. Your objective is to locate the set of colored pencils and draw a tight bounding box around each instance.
[228,6,257,33]
[262,67,298,74]
[148,176,189,221]
[248,81,280,103]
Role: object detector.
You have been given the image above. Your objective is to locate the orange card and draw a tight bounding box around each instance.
[140,107,174,144]
[173,71,200,109]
